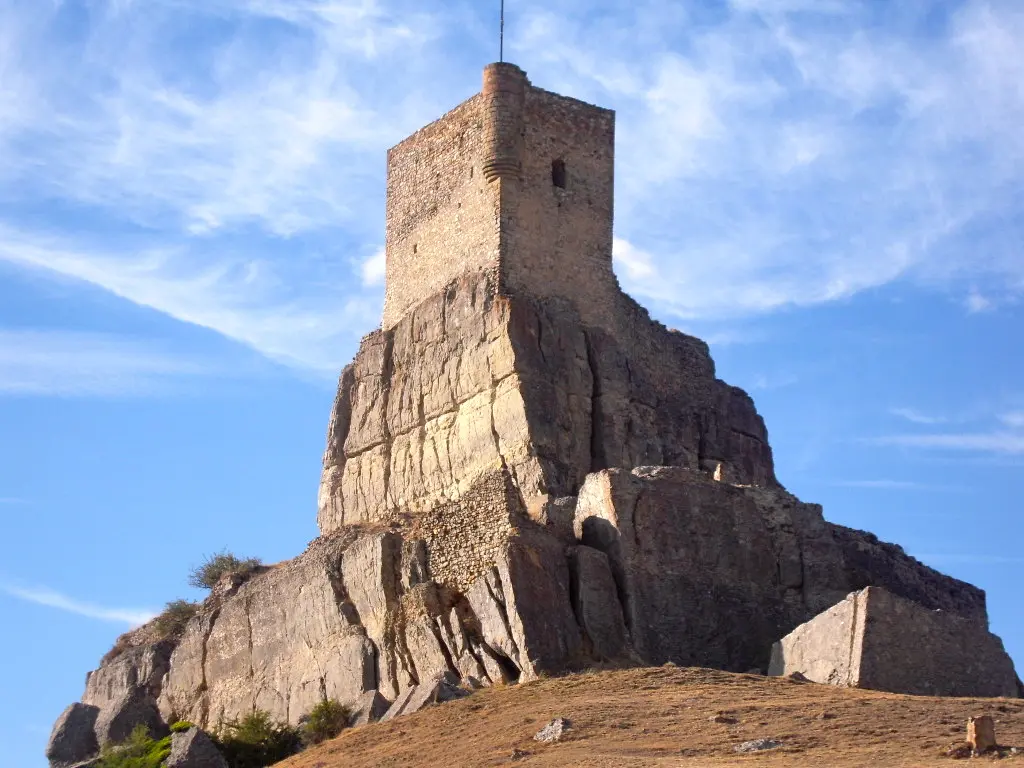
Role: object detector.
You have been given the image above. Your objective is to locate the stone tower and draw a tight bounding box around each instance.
[383,63,618,333]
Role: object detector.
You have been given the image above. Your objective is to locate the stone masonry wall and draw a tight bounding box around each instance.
[382,94,500,330]
[499,86,619,334]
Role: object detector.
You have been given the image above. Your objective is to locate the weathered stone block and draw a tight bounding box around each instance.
[349,690,391,726]
[570,546,628,660]
[166,727,228,768]
[93,691,167,747]
[46,702,99,768]
[768,587,1019,697]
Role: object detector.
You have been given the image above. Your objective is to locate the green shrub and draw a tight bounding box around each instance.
[169,720,194,733]
[188,551,262,590]
[300,698,350,746]
[213,710,301,768]
[153,600,199,638]
[94,725,171,768]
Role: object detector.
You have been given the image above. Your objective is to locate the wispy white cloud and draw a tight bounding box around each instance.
[874,432,1024,455]
[834,479,963,491]
[1,583,157,626]
[890,407,948,425]
[913,554,1024,566]
[0,327,233,396]
[0,227,378,372]
[360,248,386,287]
[514,0,1024,320]
[999,412,1024,429]
[1,0,1022,370]
[964,290,993,313]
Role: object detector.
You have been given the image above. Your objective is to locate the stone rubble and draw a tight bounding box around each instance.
[534,718,572,743]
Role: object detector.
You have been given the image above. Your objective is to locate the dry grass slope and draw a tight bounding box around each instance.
[276,667,1024,768]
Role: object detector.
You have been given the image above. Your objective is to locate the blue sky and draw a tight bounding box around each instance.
[1,0,1022,764]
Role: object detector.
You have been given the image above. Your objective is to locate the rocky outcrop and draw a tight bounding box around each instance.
[46,703,99,768]
[350,690,390,726]
[55,462,1007,759]
[166,728,228,768]
[318,274,777,533]
[94,690,167,747]
[768,587,1019,697]
[573,466,988,672]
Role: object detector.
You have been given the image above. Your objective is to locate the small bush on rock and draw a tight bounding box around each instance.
[169,720,194,733]
[188,551,263,590]
[213,710,301,768]
[94,724,171,768]
[300,699,350,746]
[153,600,199,638]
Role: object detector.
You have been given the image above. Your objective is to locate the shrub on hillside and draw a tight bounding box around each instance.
[169,720,194,733]
[213,710,301,768]
[300,698,350,746]
[94,724,171,768]
[188,551,263,590]
[153,600,199,639]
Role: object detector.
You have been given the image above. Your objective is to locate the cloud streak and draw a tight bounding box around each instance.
[0,327,242,396]
[834,479,963,491]
[0,0,1022,369]
[874,432,1024,455]
[1,583,157,626]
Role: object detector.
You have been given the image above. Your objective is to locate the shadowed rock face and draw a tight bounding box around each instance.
[573,467,989,672]
[768,586,1018,697]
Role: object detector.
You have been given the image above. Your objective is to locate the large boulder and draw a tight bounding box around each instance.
[768,587,1019,697]
[349,690,391,726]
[570,546,629,660]
[166,728,228,768]
[93,691,167,747]
[46,703,99,768]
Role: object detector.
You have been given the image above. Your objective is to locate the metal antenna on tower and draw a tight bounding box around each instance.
[500,0,505,62]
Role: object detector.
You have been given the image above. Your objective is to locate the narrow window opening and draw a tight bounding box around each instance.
[469,166,474,179]
[412,243,418,254]
[551,158,567,189]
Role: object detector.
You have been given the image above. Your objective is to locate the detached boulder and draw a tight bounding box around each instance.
[94,691,168,747]
[46,703,99,768]
[768,587,1019,697]
[166,727,228,768]
[350,690,390,726]
[379,672,470,721]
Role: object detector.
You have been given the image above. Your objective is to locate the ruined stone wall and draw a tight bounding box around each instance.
[382,94,500,330]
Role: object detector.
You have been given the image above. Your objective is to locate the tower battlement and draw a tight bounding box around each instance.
[382,64,618,331]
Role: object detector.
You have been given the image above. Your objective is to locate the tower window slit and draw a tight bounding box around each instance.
[551,158,567,189]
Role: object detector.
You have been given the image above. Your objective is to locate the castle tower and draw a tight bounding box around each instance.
[382,63,617,331]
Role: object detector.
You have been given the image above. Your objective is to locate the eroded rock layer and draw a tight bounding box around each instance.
[318,273,777,533]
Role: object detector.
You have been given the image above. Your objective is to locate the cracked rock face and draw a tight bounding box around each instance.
[318,273,778,534]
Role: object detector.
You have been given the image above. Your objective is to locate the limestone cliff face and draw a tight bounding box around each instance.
[318,273,777,533]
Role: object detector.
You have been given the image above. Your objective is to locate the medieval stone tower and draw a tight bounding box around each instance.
[383,63,618,332]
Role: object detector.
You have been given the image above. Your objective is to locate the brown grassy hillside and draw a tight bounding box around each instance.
[277,667,1024,767]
